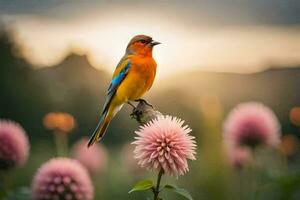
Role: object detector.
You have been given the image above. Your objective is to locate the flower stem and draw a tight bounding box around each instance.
[153,169,164,200]
[0,171,10,198]
[54,131,68,157]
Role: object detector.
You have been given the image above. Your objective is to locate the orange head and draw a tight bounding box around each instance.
[126,35,160,56]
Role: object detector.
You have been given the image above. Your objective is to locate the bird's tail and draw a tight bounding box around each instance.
[88,104,121,147]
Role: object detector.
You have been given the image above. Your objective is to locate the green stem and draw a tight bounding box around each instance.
[54,131,68,157]
[237,169,243,200]
[0,171,10,198]
[249,149,257,200]
[153,169,164,200]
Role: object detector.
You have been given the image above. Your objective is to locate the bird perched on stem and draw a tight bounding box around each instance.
[88,35,160,147]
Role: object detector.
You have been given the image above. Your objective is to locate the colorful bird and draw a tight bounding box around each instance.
[88,35,160,147]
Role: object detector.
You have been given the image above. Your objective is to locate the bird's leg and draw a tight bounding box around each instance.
[131,99,159,124]
[135,99,153,108]
[127,101,136,109]
[128,101,140,120]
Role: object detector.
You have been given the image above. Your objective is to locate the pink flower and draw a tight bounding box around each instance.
[227,147,252,169]
[72,137,107,175]
[32,158,94,200]
[0,119,29,170]
[132,115,196,176]
[224,102,281,149]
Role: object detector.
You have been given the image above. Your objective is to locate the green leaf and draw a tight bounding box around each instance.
[128,179,154,194]
[164,184,193,200]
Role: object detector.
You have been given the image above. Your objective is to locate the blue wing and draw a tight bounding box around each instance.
[101,59,131,113]
[88,57,131,146]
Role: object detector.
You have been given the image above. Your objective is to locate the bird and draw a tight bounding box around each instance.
[88,35,160,147]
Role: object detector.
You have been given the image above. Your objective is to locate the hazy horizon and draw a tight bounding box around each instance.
[1,0,300,79]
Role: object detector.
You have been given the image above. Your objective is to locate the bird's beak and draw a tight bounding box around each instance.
[150,40,161,46]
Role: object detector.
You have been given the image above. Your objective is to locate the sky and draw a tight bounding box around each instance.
[1,0,300,78]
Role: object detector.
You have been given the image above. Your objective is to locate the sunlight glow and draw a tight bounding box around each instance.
[3,8,300,79]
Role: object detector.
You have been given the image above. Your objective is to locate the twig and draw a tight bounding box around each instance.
[130,100,162,125]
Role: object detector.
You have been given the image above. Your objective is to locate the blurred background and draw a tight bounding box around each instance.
[1,0,300,199]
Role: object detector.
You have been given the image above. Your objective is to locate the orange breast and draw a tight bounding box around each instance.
[115,55,156,102]
[131,56,157,90]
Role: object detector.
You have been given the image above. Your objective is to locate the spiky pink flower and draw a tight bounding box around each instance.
[132,115,196,176]
[72,137,107,175]
[32,158,94,200]
[227,147,252,169]
[0,119,29,170]
[224,102,281,149]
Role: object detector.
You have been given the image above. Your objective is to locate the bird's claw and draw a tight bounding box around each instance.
[130,108,143,124]
[130,99,154,124]
[135,99,153,108]
[127,101,136,109]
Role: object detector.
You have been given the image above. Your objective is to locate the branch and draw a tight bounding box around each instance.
[130,100,162,124]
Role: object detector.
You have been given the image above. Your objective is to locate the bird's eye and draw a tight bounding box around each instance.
[140,39,147,44]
